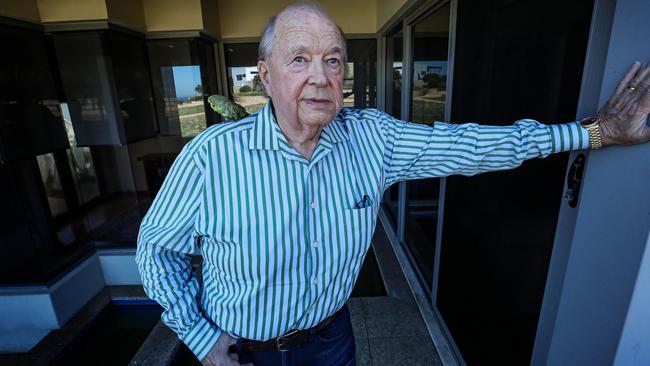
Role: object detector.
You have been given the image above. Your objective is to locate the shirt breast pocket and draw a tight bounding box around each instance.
[336,203,378,288]
[342,203,377,252]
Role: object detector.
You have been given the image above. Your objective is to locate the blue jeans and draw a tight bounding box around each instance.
[230,305,356,366]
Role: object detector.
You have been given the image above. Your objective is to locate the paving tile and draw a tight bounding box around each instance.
[371,242,405,280]
[355,337,372,366]
[376,258,407,280]
[363,311,428,338]
[368,336,442,366]
[360,296,417,315]
[347,297,363,315]
[348,298,368,338]
[383,277,417,306]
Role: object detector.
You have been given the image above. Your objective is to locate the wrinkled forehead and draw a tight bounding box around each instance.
[273,10,344,55]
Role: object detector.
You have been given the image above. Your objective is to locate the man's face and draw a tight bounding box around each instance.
[258,10,345,129]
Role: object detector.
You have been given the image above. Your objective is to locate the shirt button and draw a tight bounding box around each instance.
[310,201,315,209]
[312,240,318,248]
[312,279,318,285]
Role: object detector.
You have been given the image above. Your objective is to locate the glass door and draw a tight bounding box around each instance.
[381,26,404,231]
[403,2,450,289]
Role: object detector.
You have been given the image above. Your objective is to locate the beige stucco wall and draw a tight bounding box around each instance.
[4,0,410,36]
[0,0,41,23]
[376,0,408,31]
[106,0,146,31]
[36,0,108,22]
[142,0,204,31]
[201,0,220,37]
[413,2,449,33]
[216,0,377,39]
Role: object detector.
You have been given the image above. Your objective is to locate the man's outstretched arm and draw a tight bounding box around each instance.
[379,61,650,188]
[379,114,588,188]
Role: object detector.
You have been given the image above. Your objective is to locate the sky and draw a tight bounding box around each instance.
[171,65,202,100]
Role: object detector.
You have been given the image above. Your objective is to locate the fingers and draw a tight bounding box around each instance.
[629,62,650,92]
[612,61,641,98]
[633,62,650,113]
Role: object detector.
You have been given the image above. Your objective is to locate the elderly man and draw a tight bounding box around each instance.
[136,3,650,366]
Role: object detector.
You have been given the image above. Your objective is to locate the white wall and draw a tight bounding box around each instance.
[0,249,142,353]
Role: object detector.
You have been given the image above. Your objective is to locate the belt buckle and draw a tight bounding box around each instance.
[276,329,300,352]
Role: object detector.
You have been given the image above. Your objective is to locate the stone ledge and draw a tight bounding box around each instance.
[129,321,182,366]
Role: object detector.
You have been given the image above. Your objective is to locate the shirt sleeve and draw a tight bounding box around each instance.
[379,113,589,188]
[135,142,221,361]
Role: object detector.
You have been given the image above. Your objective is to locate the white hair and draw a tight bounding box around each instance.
[258,2,347,62]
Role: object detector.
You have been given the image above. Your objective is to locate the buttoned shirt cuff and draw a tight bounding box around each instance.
[547,121,590,153]
[180,316,223,362]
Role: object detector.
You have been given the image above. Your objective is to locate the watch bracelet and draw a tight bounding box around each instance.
[588,125,603,149]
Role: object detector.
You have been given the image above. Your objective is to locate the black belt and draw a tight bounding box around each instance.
[229,309,341,353]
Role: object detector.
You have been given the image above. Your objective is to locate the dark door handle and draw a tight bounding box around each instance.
[565,154,586,208]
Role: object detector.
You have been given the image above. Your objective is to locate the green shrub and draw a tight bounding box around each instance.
[239,85,252,93]
[422,73,447,89]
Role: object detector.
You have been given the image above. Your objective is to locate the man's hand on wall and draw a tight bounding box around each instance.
[598,61,650,147]
[201,333,253,366]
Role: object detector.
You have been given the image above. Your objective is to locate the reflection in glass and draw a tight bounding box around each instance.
[148,38,217,136]
[345,39,377,109]
[228,65,267,115]
[410,3,449,124]
[37,153,67,217]
[61,103,100,205]
[107,31,158,142]
[52,32,123,146]
[343,62,355,107]
[0,24,68,161]
[404,3,450,288]
[224,42,267,115]
[381,27,404,232]
[171,65,207,137]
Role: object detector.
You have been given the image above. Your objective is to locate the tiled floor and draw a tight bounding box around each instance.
[349,224,442,366]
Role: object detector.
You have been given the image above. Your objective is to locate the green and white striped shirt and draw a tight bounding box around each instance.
[135,101,589,360]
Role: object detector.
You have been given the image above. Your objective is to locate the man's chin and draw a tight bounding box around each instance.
[299,110,338,126]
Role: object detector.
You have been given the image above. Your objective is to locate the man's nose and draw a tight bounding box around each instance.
[307,59,328,87]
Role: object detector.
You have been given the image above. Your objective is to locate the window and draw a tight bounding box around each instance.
[106,31,158,142]
[51,30,158,145]
[381,26,404,231]
[0,24,68,161]
[344,39,377,108]
[148,38,219,137]
[403,2,450,288]
[224,43,268,115]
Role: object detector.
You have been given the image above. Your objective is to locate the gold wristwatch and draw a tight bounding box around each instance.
[580,116,603,149]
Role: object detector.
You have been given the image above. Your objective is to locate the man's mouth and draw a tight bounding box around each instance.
[303,98,331,106]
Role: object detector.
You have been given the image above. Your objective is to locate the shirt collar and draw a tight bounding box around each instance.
[248,100,349,150]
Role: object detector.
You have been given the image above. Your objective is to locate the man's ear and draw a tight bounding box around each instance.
[257,60,271,95]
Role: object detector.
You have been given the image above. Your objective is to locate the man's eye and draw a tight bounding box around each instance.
[293,56,306,63]
[327,58,341,66]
